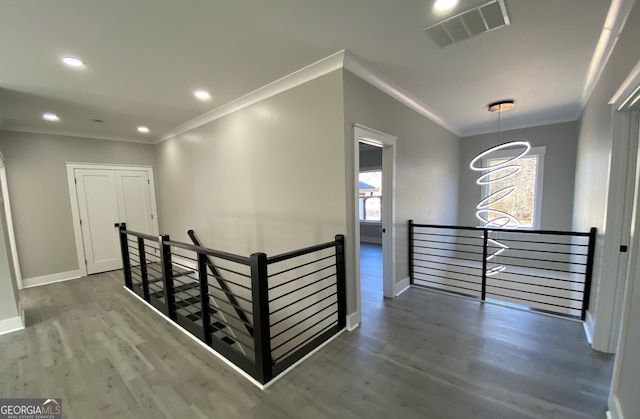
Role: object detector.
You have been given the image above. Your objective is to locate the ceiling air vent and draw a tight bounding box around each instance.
[423,0,510,48]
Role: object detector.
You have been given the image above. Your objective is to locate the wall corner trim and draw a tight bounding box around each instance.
[394,277,411,297]
[0,315,25,336]
[584,310,595,345]
[22,269,82,288]
[346,312,361,331]
[608,393,624,419]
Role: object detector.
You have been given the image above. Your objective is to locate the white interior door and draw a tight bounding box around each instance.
[115,170,155,235]
[75,169,121,274]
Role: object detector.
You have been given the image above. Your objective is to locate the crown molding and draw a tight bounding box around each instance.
[0,127,153,145]
[342,51,460,136]
[158,50,347,143]
[580,0,636,107]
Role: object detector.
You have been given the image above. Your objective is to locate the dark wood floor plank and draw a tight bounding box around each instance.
[0,245,613,418]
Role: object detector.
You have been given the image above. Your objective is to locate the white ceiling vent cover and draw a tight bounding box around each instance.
[423,0,510,48]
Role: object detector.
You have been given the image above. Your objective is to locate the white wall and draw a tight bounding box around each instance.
[0,131,156,280]
[571,2,640,417]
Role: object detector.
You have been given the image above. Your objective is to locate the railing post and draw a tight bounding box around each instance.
[582,227,597,321]
[198,252,212,344]
[159,234,176,320]
[119,223,132,289]
[408,220,414,285]
[250,252,272,384]
[137,237,150,300]
[481,228,488,301]
[335,234,347,330]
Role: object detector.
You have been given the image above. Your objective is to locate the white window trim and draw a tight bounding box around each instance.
[480,145,545,230]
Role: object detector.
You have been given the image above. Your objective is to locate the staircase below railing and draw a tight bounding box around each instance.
[118,223,346,385]
[408,220,597,320]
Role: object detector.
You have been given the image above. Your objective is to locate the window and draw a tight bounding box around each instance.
[359,170,382,221]
[480,146,545,229]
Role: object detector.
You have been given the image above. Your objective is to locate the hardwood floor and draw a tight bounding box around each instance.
[0,260,613,418]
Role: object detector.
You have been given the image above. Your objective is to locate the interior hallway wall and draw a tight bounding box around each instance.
[0,131,156,280]
[343,70,460,301]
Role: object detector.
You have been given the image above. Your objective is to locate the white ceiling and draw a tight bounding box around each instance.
[0,0,612,143]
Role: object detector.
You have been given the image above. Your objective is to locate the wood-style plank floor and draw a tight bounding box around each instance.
[0,247,613,418]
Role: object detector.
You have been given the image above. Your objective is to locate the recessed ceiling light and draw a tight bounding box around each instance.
[193,90,211,101]
[61,56,85,67]
[42,113,59,121]
[137,126,150,134]
[433,0,459,12]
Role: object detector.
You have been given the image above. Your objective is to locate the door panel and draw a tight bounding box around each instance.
[75,169,121,274]
[116,171,154,235]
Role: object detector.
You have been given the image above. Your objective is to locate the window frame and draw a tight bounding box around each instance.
[479,145,545,230]
[359,168,382,223]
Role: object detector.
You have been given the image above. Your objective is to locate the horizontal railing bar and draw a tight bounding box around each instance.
[411,278,481,294]
[485,269,585,284]
[270,282,336,316]
[209,302,253,318]
[484,298,581,320]
[209,316,255,342]
[270,292,337,327]
[412,237,484,247]
[486,283,583,302]
[413,243,484,256]
[273,321,338,364]
[267,241,337,264]
[206,273,252,291]
[269,254,335,278]
[271,310,338,353]
[485,291,580,311]
[412,223,591,237]
[487,245,589,257]
[413,257,482,272]
[413,271,482,286]
[215,265,251,279]
[480,253,587,266]
[208,285,253,305]
[490,260,585,275]
[171,260,197,272]
[269,263,336,291]
[487,276,583,293]
[173,253,198,263]
[413,231,484,241]
[413,265,482,281]
[123,230,159,241]
[486,237,589,247]
[165,239,251,265]
[413,252,482,264]
[269,273,335,303]
[271,301,336,340]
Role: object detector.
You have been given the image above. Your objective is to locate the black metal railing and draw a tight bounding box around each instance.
[118,223,346,385]
[408,220,597,320]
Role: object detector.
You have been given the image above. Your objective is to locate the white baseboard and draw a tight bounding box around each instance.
[394,277,410,297]
[347,312,361,331]
[0,314,25,336]
[608,393,624,419]
[584,310,595,345]
[22,269,82,288]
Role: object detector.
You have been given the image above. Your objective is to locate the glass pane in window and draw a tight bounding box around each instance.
[486,156,537,228]
[364,197,381,221]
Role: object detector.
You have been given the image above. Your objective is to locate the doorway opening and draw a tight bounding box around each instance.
[352,124,397,327]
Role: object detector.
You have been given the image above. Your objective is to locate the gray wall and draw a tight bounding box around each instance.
[343,70,460,296]
[573,3,640,417]
[458,121,578,230]
[0,131,156,279]
[155,70,346,262]
[0,175,20,322]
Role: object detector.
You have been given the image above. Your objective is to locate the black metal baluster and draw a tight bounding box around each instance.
[250,252,272,384]
[160,234,176,320]
[409,219,414,285]
[119,223,132,289]
[137,237,150,301]
[582,227,597,321]
[198,252,212,344]
[335,234,347,330]
[481,228,488,301]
